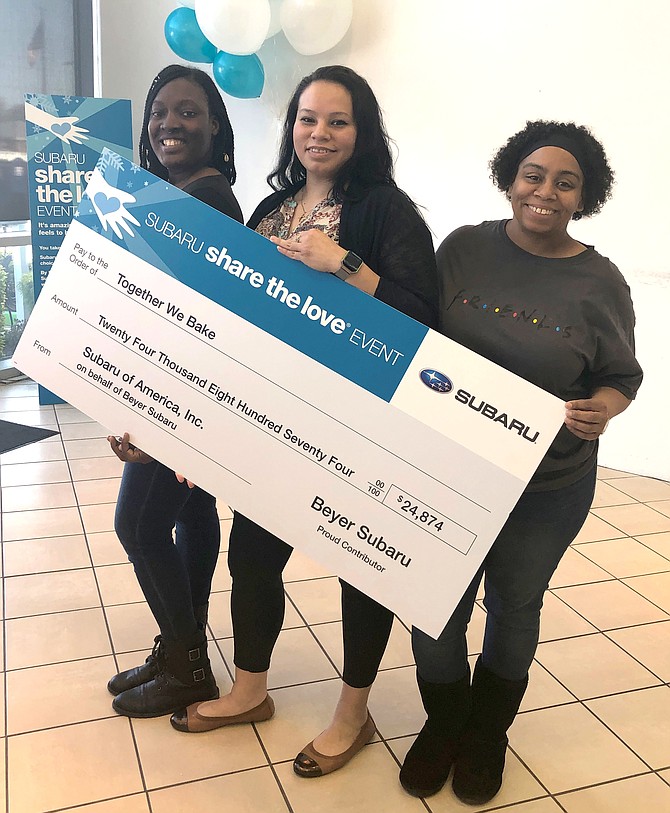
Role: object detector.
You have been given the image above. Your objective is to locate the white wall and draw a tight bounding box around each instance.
[100,0,670,481]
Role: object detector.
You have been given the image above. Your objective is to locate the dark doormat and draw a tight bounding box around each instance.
[0,420,60,455]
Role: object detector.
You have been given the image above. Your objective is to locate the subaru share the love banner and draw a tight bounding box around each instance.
[24,93,132,403]
[14,150,564,637]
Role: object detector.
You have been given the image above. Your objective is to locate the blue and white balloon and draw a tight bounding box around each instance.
[164,7,217,63]
[195,0,271,56]
[213,51,265,98]
[280,0,353,55]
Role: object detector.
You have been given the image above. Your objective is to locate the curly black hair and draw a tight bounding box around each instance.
[267,65,396,200]
[490,120,614,219]
[139,64,236,185]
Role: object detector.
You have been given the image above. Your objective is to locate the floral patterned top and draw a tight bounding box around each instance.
[255,193,342,242]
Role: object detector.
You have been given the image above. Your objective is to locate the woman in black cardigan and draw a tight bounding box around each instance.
[171,65,438,778]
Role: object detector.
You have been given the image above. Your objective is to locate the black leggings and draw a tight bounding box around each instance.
[228,512,394,688]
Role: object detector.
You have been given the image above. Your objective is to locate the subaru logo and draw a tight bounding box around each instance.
[420,369,453,393]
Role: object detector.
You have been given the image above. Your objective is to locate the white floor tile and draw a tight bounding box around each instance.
[1,375,669,813]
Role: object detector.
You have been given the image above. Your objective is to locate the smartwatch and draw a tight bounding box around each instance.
[334,250,363,281]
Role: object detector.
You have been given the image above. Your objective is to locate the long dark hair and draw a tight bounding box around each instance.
[139,64,236,185]
[268,65,396,200]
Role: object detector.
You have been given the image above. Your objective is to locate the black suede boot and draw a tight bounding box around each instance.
[107,635,163,696]
[399,669,471,797]
[452,657,528,806]
[112,630,218,718]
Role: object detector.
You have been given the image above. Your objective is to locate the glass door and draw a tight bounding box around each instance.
[0,225,33,364]
[0,0,93,366]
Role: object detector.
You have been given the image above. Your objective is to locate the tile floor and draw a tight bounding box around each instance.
[2,379,670,812]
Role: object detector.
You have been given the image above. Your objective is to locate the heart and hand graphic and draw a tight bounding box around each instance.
[87,173,140,239]
[51,122,71,136]
[93,193,121,216]
[24,103,89,145]
[48,116,88,144]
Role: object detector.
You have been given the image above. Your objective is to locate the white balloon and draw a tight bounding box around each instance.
[177,0,197,8]
[265,0,283,39]
[195,0,271,56]
[280,0,353,56]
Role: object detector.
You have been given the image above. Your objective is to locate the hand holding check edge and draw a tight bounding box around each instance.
[270,229,380,295]
[564,386,631,441]
[107,432,154,464]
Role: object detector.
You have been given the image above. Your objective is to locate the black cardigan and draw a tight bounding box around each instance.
[247,184,438,329]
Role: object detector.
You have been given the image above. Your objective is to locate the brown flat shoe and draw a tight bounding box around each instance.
[170,695,274,733]
[293,713,376,777]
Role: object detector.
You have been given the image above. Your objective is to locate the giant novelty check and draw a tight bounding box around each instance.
[14,151,565,637]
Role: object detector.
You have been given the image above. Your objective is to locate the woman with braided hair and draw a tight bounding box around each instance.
[106,64,243,718]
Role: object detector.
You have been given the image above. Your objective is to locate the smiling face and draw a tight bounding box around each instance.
[292,80,357,184]
[507,146,584,241]
[147,77,219,186]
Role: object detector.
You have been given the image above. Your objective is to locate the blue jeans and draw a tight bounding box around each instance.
[114,460,220,642]
[412,466,597,682]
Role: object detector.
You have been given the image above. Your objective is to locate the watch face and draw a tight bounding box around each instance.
[343,251,363,274]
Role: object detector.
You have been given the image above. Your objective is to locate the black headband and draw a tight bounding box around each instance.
[518,135,587,177]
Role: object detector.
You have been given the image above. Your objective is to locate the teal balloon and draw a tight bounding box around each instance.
[164,8,216,63]
[213,51,265,99]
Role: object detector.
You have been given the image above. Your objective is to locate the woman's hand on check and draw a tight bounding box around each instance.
[107,433,154,464]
